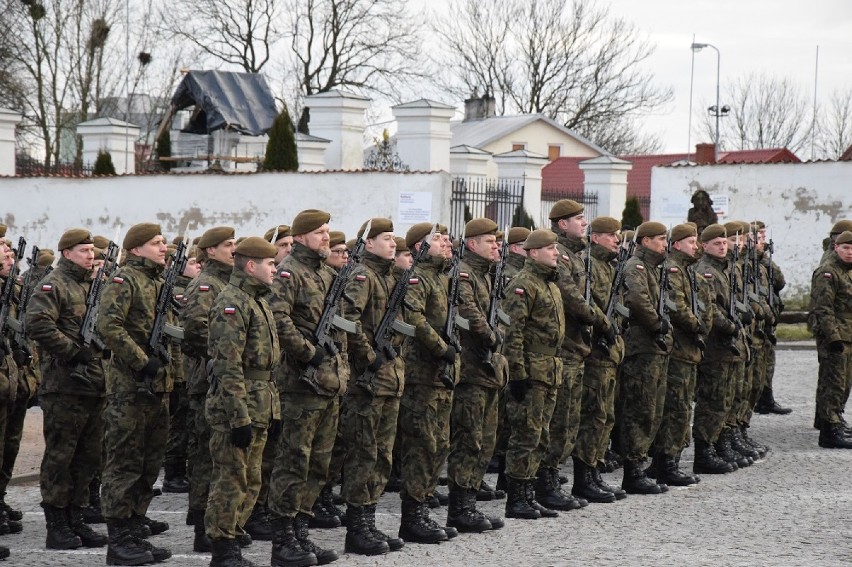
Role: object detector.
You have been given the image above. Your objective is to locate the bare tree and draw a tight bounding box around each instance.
[817,87,852,160]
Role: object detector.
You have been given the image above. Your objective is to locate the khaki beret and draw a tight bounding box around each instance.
[636,221,667,241]
[198,226,235,249]
[292,210,331,236]
[524,229,558,250]
[620,230,635,243]
[187,245,199,260]
[37,249,55,267]
[495,230,504,242]
[405,222,434,249]
[166,244,177,258]
[700,223,727,243]
[171,235,184,246]
[235,236,278,259]
[345,238,357,251]
[0,225,6,238]
[836,231,852,246]
[358,218,393,239]
[670,223,698,243]
[464,218,498,238]
[196,248,207,262]
[264,225,291,243]
[590,216,621,234]
[3,238,10,249]
[394,237,409,253]
[328,231,346,248]
[752,220,766,230]
[437,223,449,235]
[723,221,744,237]
[548,199,583,220]
[508,227,531,245]
[123,223,161,250]
[93,235,110,250]
[830,220,852,236]
[192,236,201,246]
[58,228,93,251]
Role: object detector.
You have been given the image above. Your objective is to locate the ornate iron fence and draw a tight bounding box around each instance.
[449,177,525,236]
[540,188,599,227]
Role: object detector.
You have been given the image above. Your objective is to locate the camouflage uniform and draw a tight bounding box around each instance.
[739,253,771,427]
[503,259,565,480]
[205,268,280,540]
[96,255,173,520]
[164,273,192,479]
[759,252,786,406]
[494,252,526,459]
[267,242,347,520]
[727,250,757,431]
[180,259,232,514]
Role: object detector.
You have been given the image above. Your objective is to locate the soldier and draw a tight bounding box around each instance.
[26,229,108,550]
[647,223,707,486]
[0,235,14,561]
[267,209,346,567]
[809,231,852,448]
[692,224,742,474]
[393,237,413,271]
[502,229,565,519]
[205,236,281,567]
[619,221,673,494]
[265,225,293,264]
[96,223,173,565]
[503,228,529,280]
[819,220,852,265]
[324,231,348,271]
[180,227,237,552]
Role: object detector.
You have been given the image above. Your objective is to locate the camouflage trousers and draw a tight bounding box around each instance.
[39,393,104,508]
[256,426,278,509]
[341,392,399,506]
[398,384,452,503]
[618,354,669,462]
[326,396,349,486]
[505,381,558,480]
[761,340,778,399]
[693,358,739,444]
[268,393,339,518]
[740,339,768,425]
[541,357,584,470]
[447,383,499,490]
[206,426,268,540]
[726,357,749,428]
[493,387,509,458]
[101,393,169,519]
[187,393,213,512]
[815,339,852,426]
[0,391,29,495]
[164,382,189,468]
[653,359,697,457]
[573,358,617,467]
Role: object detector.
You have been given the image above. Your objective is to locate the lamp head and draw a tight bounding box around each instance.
[691,42,708,51]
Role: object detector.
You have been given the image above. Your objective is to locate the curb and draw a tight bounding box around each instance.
[9,472,39,486]
[776,342,816,351]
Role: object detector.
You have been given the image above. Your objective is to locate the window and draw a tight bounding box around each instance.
[511,143,526,151]
[548,145,561,161]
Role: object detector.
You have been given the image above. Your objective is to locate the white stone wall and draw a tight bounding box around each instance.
[0,171,451,253]
[650,160,852,302]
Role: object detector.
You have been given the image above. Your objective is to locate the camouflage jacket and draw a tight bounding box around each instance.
[206,269,281,431]
[341,252,405,397]
[271,242,348,396]
[26,257,106,396]
[174,274,193,305]
[96,255,173,395]
[10,277,40,399]
[695,253,746,361]
[555,234,600,361]
[622,246,673,357]
[667,250,710,364]
[403,254,458,388]
[458,251,506,389]
[180,260,232,395]
[503,252,526,283]
[759,251,786,315]
[0,276,19,403]
[503,258,564,387]
[585,244,625,365]
[808,254,852,344]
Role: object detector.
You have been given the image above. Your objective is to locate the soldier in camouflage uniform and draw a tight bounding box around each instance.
[502,229,565,520]
[27,229,109,550]
[205,236,281,567]
[180,227,236,552]
[267,210,347,567]
[809,231,852,449]
[96,223,174,565]
[619,221,673,494]
[648,223,708,486]
[266,225,294,265]
[819,220,852,266]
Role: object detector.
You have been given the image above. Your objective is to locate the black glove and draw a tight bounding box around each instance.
[441,345,458,364]
[137,357,163,382]
[658,318,671,336]
[768,333,777,345]
[741,309,754,325]
[829,341,845,354]
[27,393,40,409]
[696,319,708,337]
[309,345,327,367]
[102,348,112,360]
[12,348,32,367]
[367,352,387,372]
[604,323,618,346]
[231,424,252,448]
[509,380,529,403]
[70,347,93,366]
[268,419,282,440]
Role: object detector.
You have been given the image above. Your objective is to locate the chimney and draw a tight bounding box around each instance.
[695,143,716,164]
[463,90,497,122]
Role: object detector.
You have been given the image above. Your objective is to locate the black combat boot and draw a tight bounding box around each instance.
[469,489,504,529]
[137,514,169,535]
[730,427,761,460]
[270,516,318,567]
[524,480,558,518]
[445,482,491,533]
[308,495,341,530]
[693,439,735,474]
[399,497,446,544]
[43,504,83,549]
[643,452,662,479]
[552,468,587,507]
[755,388,792,415]
[656,455,698,487]
[106,518,154,566]
[344,506,389,556]
[715,429,749,467]
[162,462,189,494]
[294,513,339,564]
[621,460,663,495]
[126,515,151,539]
[494,455,507,493]
[741,426,769,457]
[186,508,196,526]
[504,477,539,519]
[128,533,172,562]
[244,503,273,541]
[819,423,852,449]
[317,484,345,525]
[364,504,403,551]
[83,477,105,524]
[0,544,8,560]
[210,538,243,567]
[571,457,616,504]
[674,452,701,484]
[68,506,108,547]
[534,468,581,511]
[589,466,627,500]
[0,508,21,535]
[474,480,494,501]
[0,493,21,522]
[193,508,212,552]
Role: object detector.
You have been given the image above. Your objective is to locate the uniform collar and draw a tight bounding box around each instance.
[670,249,697,267]
[557,233,586,254]
[590,243,616,262]
[57,256,92,282]
[525,257,558,280]
[363,252,393,275]
[290,241,324,269]
[228,268,271,298]
[635,246,665,267]
[203,259,233,281]
[127,255,165,277]
[464,250,492,274]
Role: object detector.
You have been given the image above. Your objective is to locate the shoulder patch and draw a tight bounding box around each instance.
[174,294,184,301]
[824,272,833,279]
[223,306,237,315]
[514,288,525,295]
[704,273,713,279]
[408,277,419,285]
[635,264,645,271]
[355,274,367,282]
[279,271,291,279]
[112,276,124,284]
[40,283,53,292]
[669,267,679,273]
[199,285,210,291]
[561,254,571,262]
[459,272,469,279]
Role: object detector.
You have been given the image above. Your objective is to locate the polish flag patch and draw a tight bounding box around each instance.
[112,276,124,284]
[224,307,237,315]
[355,275,367,282]
[279,271,291,279]
[669,267,679,273]
[704,273,713,279]
[459,272,469,279]
[174,294,184,301]
[823,272,833,279]
[199,285,210,291]
[561,254,570,262]
[514,288,525,295]
[635,264,645,271]
[408,278,419,285]
[41,284,53,291]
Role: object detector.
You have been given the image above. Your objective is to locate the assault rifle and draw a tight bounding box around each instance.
[598,235,633,351]
[746,228,765,339]
[687,265,706,351]
[439,236,469,390]
[299,230,365,394]
[143,237,188,395]
[483,229,510,366]
[6,243,40,365]
[766,237,780,341]
[727,232,743,356]
[654,237,674,351]
[0,237,26,356]
[74,240,120,381]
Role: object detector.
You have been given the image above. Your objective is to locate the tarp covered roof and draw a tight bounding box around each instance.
[171,70,277,136]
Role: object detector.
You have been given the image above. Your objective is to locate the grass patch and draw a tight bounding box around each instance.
[775,323,813,341]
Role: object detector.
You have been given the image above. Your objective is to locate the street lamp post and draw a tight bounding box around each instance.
[691,42,721,161]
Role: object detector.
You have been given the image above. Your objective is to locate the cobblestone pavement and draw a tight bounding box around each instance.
[5,348,852,566]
